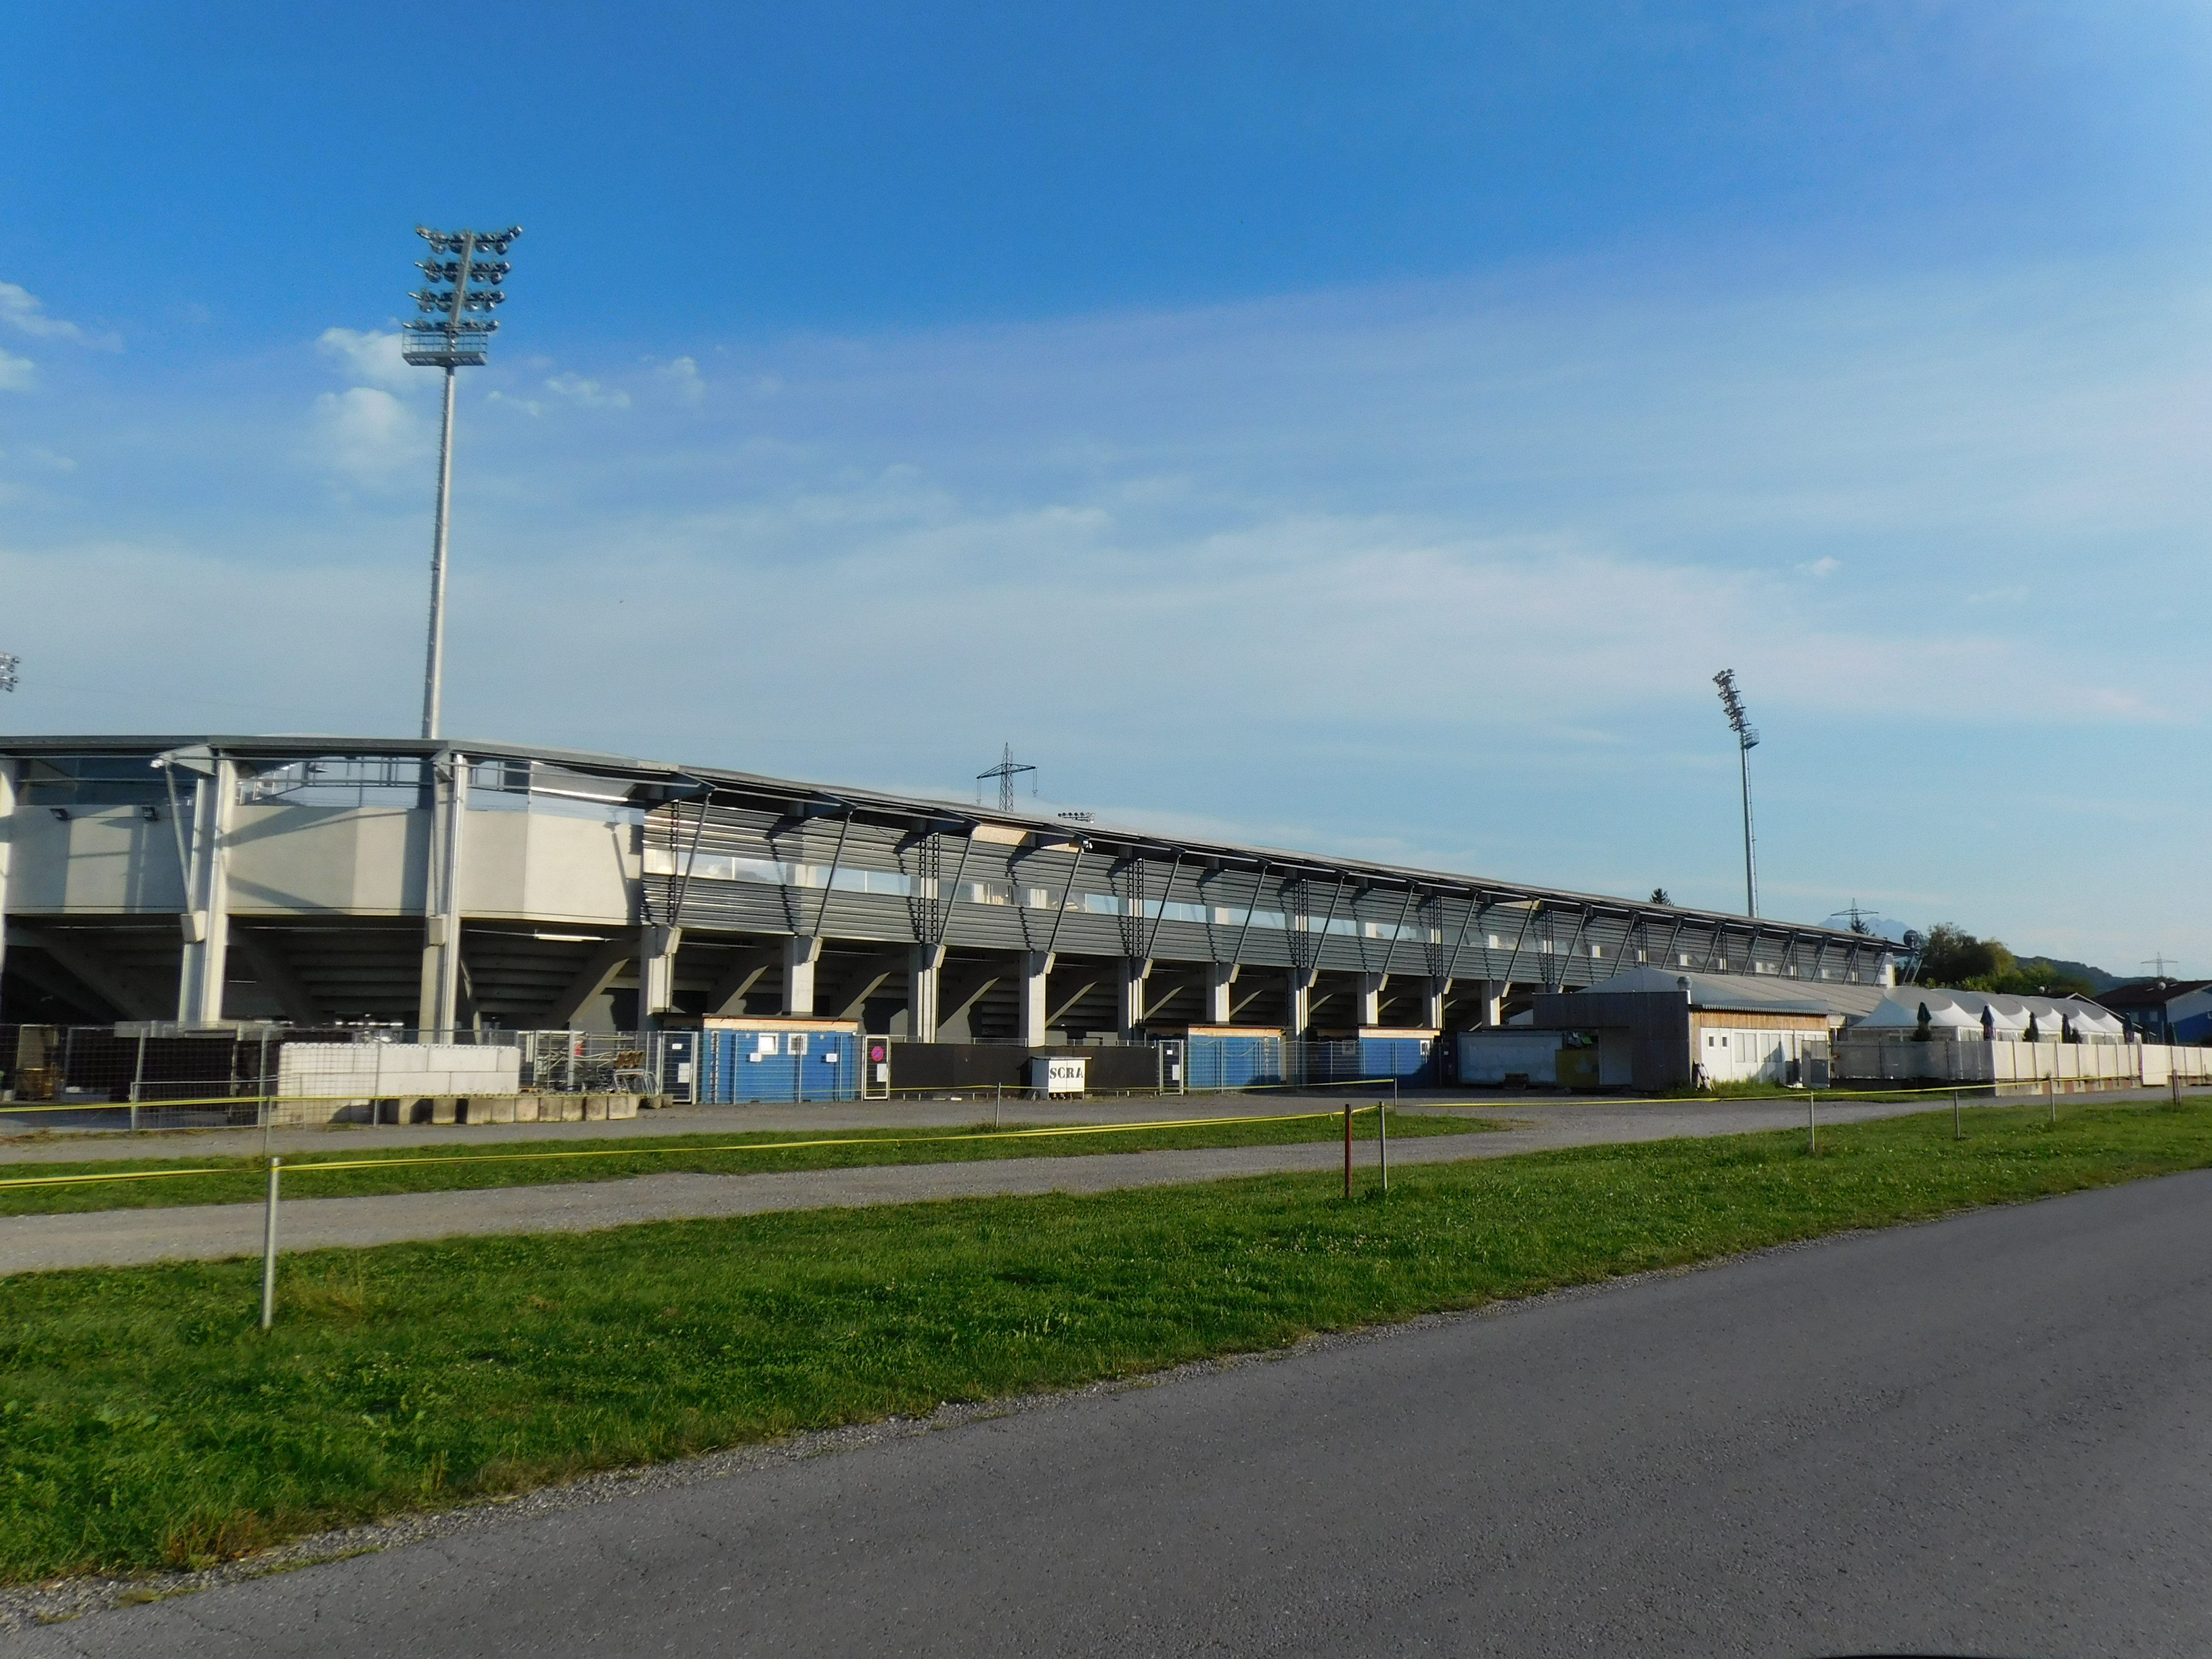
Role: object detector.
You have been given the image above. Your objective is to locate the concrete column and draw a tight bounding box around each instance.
[1286,969,1314,1037]
[1356,972,1385,1028]
[1017,950,1054,1046]
[177,754,239,1027]
[1204,961,1235,1024]
[908,943,945,1042]
[0,758,14,1026]
[1465,976,1502,1027]
[1421,976,1448,1030]
[639,925,683,1027]
[417,752,469,1037]
[1119,957,1151,1038]
[783,934,821,1015]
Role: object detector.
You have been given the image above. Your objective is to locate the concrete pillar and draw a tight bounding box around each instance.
[416,752,469,1037]
[1466,976,1502,1027]
[783,934,821,1015]
[1119,957,1151,1038]
[1204,961,1235,1024]
[908,943,945,1043]
[639,925,683,1026]
[0,758,14,1026]
[1017,951,1054,1046]
[177,754,239,1027]
[1356,972,1385,1028]
[1286,969,1314,1037]
[1421,976,1448,1030]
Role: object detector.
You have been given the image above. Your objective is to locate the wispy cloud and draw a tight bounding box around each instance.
[6,251,2211,964]
[657,356,707,404]
[0,281,121,350]
[0,348,33,393]
[544,373,630,409]
[316,328,419,393]
[309,386,426,481]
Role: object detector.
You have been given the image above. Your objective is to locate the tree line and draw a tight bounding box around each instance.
[1911,924,2096,997]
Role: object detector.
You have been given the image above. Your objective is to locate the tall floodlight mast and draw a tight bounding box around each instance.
[1712,669,1759,917]
[402,225,521,740]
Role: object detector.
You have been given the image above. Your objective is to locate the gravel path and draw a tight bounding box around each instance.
[0,1094,1948,1273]
[0,1090,1393,1163]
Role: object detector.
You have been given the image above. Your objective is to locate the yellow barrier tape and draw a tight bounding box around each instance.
[0,1164,232,1191]
[0,1105,1384,1191]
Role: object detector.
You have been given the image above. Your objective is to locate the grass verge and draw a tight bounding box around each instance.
[4,1096,2210,1583]
[0,1108,1486,1217]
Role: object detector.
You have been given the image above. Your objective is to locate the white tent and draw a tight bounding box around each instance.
[1856,988,2125,1043]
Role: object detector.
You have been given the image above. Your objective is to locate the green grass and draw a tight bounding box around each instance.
[0,1108,1486,1217]
[4,1096,2210,1584]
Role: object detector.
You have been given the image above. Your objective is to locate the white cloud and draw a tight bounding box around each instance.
[657,356,707,404]
[309,386,426,481]
[544,373,630,409]
[316,328,420,393]
[9,250,2212,966]
[0,347,33,392]
[0,281,120,350]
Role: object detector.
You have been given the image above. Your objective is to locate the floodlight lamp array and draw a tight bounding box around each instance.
[401,225,522,367]
[0,651,17,693]
[1712,669,1758,751]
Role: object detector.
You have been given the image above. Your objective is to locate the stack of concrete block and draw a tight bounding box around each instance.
[274,1042,524,1125]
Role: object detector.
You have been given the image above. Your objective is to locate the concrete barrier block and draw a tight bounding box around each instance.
[608,1094,639,1120]
[429,1095,459,1125]
[513,1095,541,1123]
[583,1094,610,1121]
[475,1094,517,1124]
[546,1094,583,1123]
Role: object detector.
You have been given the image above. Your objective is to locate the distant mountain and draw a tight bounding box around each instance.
[2018,956,2122,994]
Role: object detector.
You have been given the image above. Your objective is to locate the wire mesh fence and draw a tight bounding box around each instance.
[0,1024,665,1132]
[0,1021,1446,1131]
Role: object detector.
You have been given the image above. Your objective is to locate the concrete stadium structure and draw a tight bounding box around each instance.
[0,736,1896,1041]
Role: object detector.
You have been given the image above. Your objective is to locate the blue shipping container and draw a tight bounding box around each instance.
[694,1026,861,1103]
[1308,1035,1436,1086]
[1357,1035,1436,1085]
[1185,1031,1285,1090]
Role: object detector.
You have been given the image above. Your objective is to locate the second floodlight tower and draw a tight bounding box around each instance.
[402,225,521,740]
[1712,668,1759,917]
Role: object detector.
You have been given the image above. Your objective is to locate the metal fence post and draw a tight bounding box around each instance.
[259,1157,282,1331]
[128,1029,146,1134]
[2047,1072,2056,1127]
[1378,1098,1388,1192]
[1808,1090,1817,1156]
[1343,1103,1353,1199]
[1953,1088,1962,1141]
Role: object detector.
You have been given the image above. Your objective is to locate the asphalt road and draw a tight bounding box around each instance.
[16,1170,2210,1656]
[0,1095,1934,1272]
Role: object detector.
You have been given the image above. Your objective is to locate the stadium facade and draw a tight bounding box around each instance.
[0,736,1895,1041]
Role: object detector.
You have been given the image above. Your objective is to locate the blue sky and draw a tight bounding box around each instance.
[3,2,2209,971]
